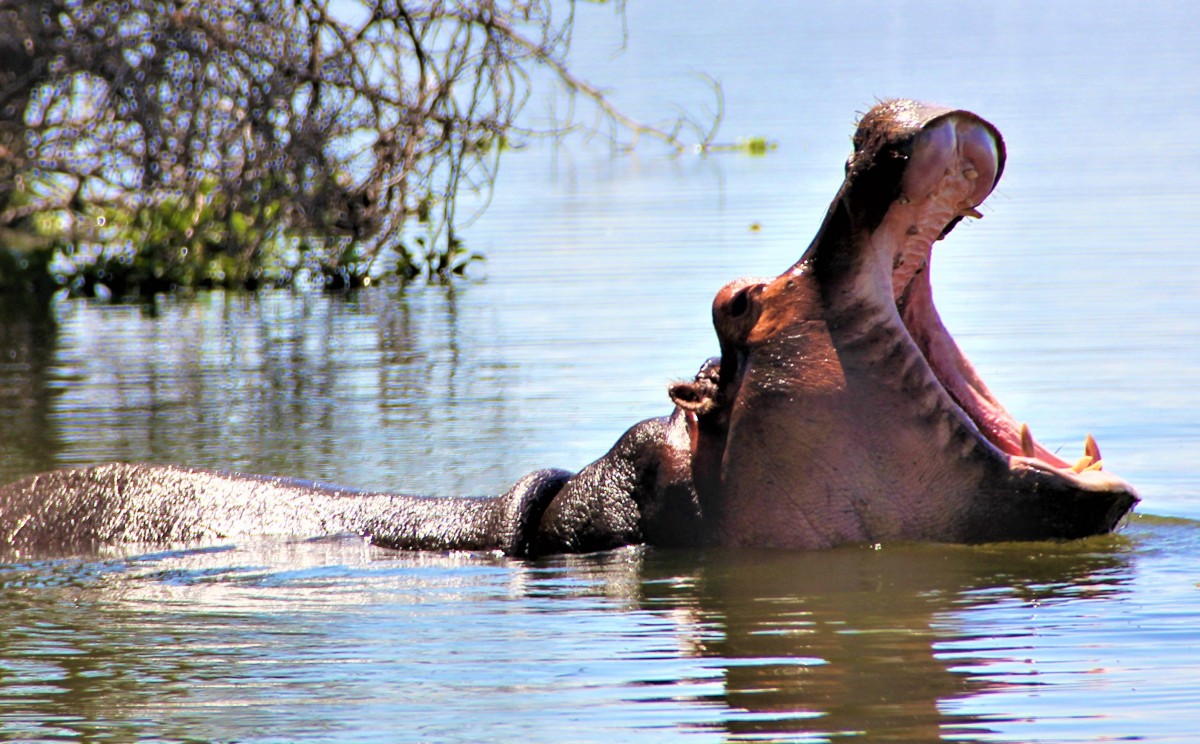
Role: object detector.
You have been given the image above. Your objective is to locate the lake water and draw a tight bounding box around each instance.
[2,1,1199,741]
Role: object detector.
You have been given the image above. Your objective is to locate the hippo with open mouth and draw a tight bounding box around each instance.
[0,100,1138,556]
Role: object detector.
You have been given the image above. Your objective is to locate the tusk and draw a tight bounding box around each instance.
[1084,433,1101,462]
[1019,423,1036,458]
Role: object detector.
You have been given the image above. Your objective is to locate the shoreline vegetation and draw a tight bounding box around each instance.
[0,0,770,303]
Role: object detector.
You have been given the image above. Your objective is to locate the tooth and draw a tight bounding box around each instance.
[960,207,984,219]
[1071,456,1094,473]
[1019,423,1036,458]
[1084,433,1101,462]
[1085,460,1104,472]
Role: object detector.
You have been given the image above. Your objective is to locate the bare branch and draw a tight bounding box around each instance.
[0,0,730,297]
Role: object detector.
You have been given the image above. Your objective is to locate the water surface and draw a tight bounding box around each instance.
[2,1,1200,741]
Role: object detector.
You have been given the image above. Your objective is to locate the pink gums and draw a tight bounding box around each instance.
[901,270,1070,468]
[889,115,1070,469]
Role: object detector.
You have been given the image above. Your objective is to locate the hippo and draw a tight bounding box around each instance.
[0,100,1138,557]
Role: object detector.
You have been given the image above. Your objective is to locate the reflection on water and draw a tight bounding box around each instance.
[0,289,545,498]
[640,538,1135,741]
[1,528,1181,742]
[0,301,58,479]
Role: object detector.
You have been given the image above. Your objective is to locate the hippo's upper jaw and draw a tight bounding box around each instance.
[679,100,1138,549]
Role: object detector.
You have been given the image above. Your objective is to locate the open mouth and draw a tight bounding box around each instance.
[880,114,1106,479]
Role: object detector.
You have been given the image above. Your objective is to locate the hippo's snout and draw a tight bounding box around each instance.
[697,100,1137,549]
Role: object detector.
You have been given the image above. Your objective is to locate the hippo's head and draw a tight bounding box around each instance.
[670,100,1138,549]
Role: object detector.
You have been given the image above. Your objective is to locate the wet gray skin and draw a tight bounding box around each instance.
[0,100,1138,557]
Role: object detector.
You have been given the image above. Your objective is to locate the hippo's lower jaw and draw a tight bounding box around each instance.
[696,100,1138,549]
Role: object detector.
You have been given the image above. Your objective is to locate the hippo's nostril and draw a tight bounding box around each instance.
[729,289,750,318]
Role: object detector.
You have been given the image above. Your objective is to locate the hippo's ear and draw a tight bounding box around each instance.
[669,379,718,415]
[671,381,723,420]
[670,355,722,415]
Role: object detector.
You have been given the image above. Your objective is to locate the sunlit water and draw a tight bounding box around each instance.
[2,1,1200,741]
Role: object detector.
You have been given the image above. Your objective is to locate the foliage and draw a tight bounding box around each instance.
[0,0,723,300]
